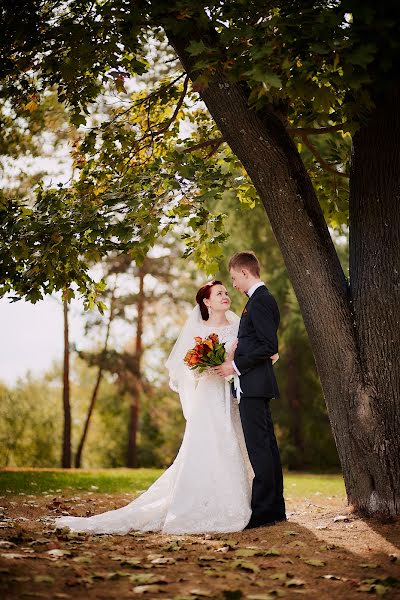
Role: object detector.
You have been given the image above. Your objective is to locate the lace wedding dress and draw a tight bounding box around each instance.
[54,307,253,535]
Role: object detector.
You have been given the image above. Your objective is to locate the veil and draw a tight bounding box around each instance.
[165,304,239,420]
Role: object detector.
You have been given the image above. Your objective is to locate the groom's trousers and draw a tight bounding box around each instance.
[239,396,286,522]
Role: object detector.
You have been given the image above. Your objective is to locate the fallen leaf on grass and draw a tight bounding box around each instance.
[269,572,290,581]
[357,576,399,596]
[203,568,231,578]
[198,555,226,563]
[263,548,281,556]
[0,540,16,549]
[231,559,260,573]
[46,549,71,558]
[163,541,184,552]
[72,555,92,563]
[151,556,176,564]
[28,538,49,546]
[286,579,306,587]
[319,543,336,551]
[216,546,230,553]
[129,573,169,585]
[132,584,164,594]
[221,539,239,549]
[302,559,326,567]
[113,557,142,567]
[33,575,55,584]
[333,515,350,523]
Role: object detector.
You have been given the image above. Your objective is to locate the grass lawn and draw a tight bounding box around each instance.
[0,467,345,497]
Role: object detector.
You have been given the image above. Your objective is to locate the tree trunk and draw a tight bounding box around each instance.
[126,264,145,468]
[166,27,400,517]
[74,287,116,468]
[348,89,400,517]
[62,294,71,468]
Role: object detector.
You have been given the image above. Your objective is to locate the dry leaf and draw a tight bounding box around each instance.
[303,559,326,567]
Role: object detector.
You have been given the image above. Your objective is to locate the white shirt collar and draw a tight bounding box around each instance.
[247,281,265,298]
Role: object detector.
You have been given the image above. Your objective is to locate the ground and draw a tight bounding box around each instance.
[0,469,399,599]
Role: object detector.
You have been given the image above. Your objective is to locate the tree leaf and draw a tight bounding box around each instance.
[303,559,326,567]
[231,559,260,573]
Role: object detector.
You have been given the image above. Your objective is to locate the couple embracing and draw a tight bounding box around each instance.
[55,251,286,534]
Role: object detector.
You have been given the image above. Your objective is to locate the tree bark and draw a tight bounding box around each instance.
[348,89,400,517]
[126,264,145,468]
[74,287,116,468]
[166,24,400,517]
[61,294,71,468]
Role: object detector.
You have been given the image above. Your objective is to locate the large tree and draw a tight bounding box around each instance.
[1,1,399,517]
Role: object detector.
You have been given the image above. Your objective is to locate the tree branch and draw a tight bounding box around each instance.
[298,133,348,178]
[288,123,346,135]
[149,74,189,139]
[182,136,224,154]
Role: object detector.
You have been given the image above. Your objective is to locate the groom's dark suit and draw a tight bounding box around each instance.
[233,284,286,527]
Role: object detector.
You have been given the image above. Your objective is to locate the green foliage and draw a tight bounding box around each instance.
[0,0,148,122]
[137,386,185,468]
[0,355,185,470]
[3,1,394,303]
[0,469,345,496]
[0,375,62,467]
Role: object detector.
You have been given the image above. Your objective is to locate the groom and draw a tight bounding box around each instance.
[215,251,286,529]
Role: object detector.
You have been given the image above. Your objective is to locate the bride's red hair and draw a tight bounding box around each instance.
[196,280,223,321]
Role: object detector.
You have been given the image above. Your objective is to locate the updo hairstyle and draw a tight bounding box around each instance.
[195,280,223,321]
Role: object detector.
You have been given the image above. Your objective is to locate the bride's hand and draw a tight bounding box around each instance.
[226,338,238,361]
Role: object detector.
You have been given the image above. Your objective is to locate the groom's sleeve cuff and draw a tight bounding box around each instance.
[232,361,241,376]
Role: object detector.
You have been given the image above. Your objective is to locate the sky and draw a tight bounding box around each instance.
[0,294,83,385]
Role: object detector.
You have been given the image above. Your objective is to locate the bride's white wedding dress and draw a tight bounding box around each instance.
[54,308,253,534]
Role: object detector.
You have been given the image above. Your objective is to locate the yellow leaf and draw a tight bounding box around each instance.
[24,100,38,112]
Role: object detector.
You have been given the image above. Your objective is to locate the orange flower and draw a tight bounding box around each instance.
[184,333,226,372]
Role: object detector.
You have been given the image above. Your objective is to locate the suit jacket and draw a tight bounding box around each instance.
[233,285,280,399]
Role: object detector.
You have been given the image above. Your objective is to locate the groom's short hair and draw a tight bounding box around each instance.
[228,251,261,277]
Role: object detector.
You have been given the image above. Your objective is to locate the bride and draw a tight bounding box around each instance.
[54,280,254,534]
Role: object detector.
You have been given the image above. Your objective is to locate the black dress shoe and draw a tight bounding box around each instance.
[243,519,276,530]
[244,514,287,530]
[273,515,287,523]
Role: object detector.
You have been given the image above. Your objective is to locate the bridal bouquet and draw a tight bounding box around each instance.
[184,333,227,373]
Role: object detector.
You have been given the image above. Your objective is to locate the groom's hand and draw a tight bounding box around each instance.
[214,361,235,377]
[271,353,280,365]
